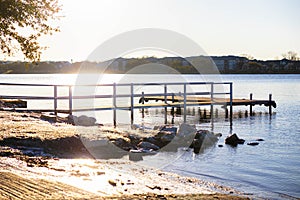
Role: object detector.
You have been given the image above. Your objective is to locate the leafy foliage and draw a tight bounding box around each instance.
[282,51,299,61]
[0,0,61,61]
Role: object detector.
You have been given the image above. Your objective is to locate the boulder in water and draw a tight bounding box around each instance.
[225,133,245,146]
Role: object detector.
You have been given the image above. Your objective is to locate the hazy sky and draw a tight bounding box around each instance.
[7,0,300,61]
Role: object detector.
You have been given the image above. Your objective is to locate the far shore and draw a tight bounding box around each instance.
[0,111,251,199]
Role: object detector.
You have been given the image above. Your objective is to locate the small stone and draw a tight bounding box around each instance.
[218,144,224,147]
[96,171,105,175]
[247,142,259,146]
[256,138,264,141]
[108,179,117,186]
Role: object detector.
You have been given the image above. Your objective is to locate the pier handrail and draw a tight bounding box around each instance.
[0,81,233,126]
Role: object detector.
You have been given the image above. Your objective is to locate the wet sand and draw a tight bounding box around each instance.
[0,111,250,199]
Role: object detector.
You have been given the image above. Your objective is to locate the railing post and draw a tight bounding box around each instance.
[183,83,187,123]
[141,91,145,118]
[164,84,167,124]
[113,83,117,128]
[54,85,57,115]
[130,84,134,125]
[68,86,72,115]
[210,83,214,122]
[229,83,233,127]
[250,93,253,116]
[269,94,272,116]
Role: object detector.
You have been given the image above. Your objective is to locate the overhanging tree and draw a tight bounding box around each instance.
[0,0,61,61]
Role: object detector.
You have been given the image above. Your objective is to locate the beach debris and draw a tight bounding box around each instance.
[225,133,245,146]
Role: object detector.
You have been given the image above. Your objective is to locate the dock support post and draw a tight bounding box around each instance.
[225,107,228,118]
[130,84,134,125]
[141,92,145,118]
[269,94,272,116]
[229,83,233,127]
[183,83,187,123]
[164,84,167,124]
[54,85,57,115]
[210,83,214,124]
[250,93,253,116]
[68,86,72,115]
[171,93,175,124]
[113,83,116,128]
[171,93,175,116]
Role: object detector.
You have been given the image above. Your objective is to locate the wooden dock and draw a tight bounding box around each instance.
[140,96,277,108]
[0,81,276,127]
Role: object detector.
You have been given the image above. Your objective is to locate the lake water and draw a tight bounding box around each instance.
[0,74,299,199]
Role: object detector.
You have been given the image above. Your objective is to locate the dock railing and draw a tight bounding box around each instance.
[0,82,234,126]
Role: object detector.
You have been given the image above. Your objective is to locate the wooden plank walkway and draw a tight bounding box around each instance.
[140,96,277,108]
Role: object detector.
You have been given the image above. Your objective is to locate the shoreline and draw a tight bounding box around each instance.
[0,111,251,199]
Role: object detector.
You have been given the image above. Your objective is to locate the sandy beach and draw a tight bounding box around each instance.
[0,111,251,199]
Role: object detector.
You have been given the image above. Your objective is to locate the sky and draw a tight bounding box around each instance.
[4,0,300,61]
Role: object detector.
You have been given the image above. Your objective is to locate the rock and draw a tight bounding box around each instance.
[137,141,160,151]
[247,142,259,146]
[218,144,224,147]
[129,150,143,161]
[77,115,96,126]
[256,138,264,141]
[40,114,57,123]
[192,139,202,153]
[161,127,178,134]
[111,138,133,151]
[68,115,97,126]
[108,179,117,186]
[177,123,196,137]
[67,115,78,125]
[160,133,175,143]
[225,133,245,146]
[0,99,27,108]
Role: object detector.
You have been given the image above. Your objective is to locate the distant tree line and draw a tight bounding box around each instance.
[1,55,300,74]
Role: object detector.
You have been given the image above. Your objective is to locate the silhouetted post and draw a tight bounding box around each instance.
[141,92,145,118]
[164,84,167,124]
[250,93,253,116]
[130,84,134,125]
[210,83,214,124]
[68,86,72,115]
[269,94,272,116]
[54,85,57,115]
[171,93,175,116]
[229,83,233,127]
[225,107,228,118]
[183,83,187,123]
[113,83,117,127]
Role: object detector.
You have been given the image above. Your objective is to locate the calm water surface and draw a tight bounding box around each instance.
[0,74,299,199]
